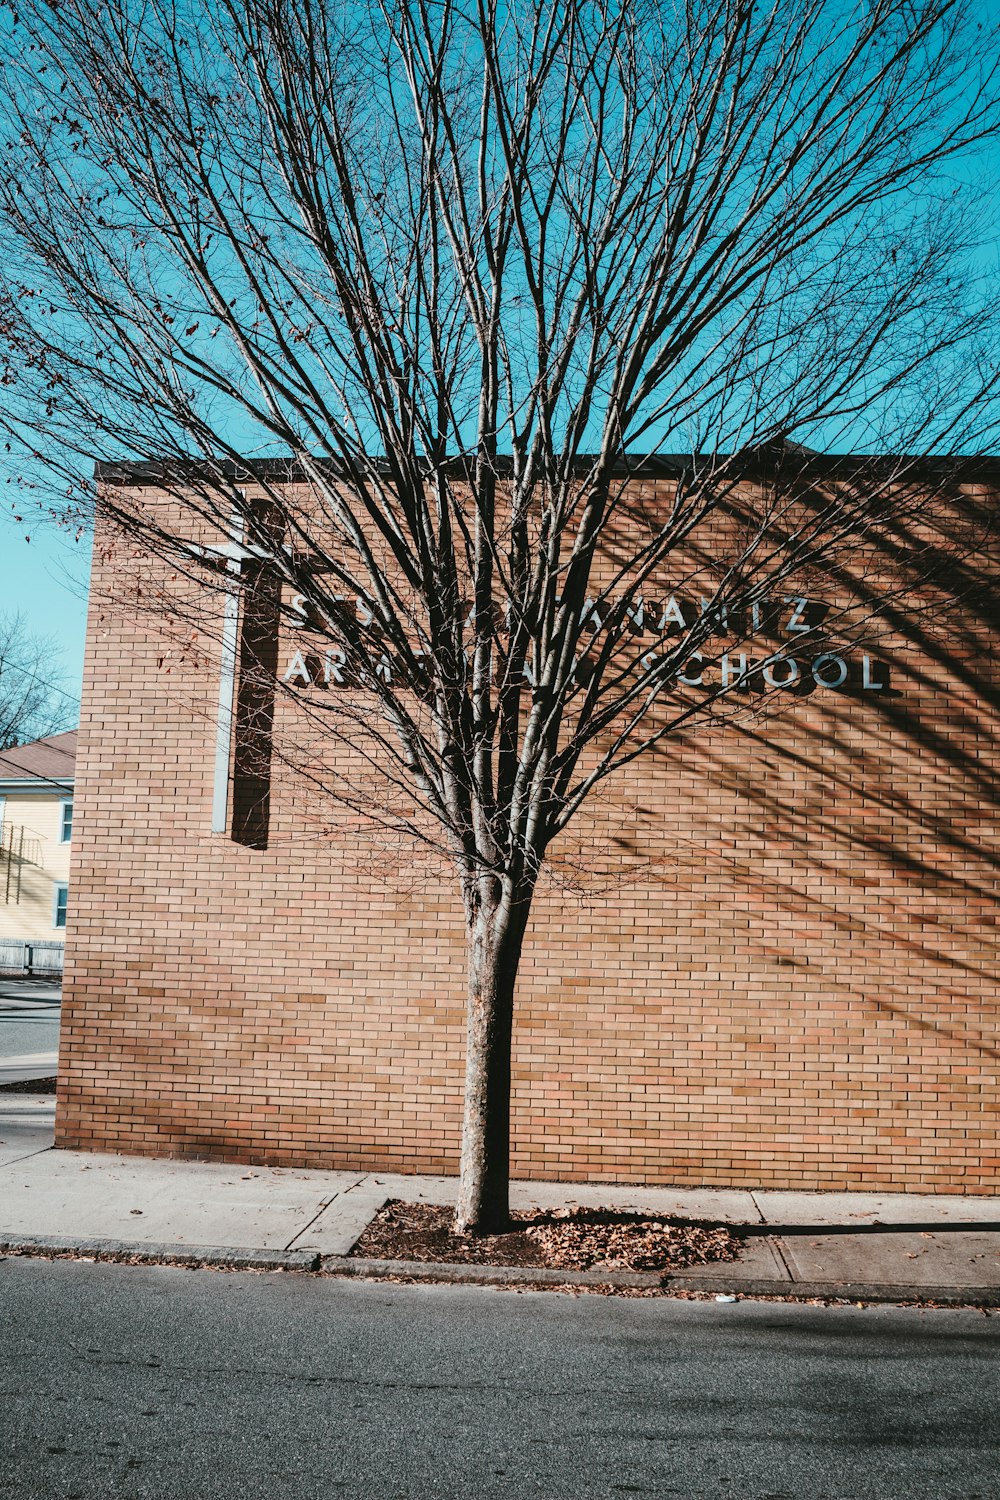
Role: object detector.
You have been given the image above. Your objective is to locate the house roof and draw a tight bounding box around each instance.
[0,730,76,790]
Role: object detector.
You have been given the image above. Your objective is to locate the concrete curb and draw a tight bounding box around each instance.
[0,1234,320,1272]
[659,1275,1000,1306]
[2,1235,997,1306]
[321,1255,663,1288]
[322,1254,1000,1306]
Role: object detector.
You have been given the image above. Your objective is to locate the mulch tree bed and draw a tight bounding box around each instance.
[351,1201,741,1272]
[0,1076,57,1094]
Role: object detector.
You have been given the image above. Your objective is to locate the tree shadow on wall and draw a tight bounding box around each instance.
[607,462,1000,1070]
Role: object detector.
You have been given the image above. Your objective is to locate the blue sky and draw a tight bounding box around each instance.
[0,505,91,712]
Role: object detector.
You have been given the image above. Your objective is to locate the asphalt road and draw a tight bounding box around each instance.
[1,1260,998,1499]
[0,979,60,1083]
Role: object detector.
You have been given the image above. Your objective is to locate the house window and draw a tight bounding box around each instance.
[60,799,73,842]
[53,883,68,929]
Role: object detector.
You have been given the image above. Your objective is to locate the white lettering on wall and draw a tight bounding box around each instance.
[720,653,749,687]
[283,650,313,686]
[784,597,811,633]
[812,653,849,688]
[677,653,704,686]
[862,655,887,690]
[324,648,346,685]
[280,584,893,697]
[763,655,800,688]
[659,596,688,631]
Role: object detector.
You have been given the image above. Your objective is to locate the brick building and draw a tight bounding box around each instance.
[56,462,1000,1192]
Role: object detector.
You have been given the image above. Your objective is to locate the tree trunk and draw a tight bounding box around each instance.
[454,885,532,1234]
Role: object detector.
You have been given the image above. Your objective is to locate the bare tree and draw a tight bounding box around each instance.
[0,0,997,1229]
[0,612,75,750]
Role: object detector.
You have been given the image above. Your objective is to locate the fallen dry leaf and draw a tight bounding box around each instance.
[352,1202,741,1272]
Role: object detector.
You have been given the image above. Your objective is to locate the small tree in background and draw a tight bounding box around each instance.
[0,0,998,1229]
[0,612,75,751]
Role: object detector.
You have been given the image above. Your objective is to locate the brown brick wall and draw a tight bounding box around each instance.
[55,481,1000,1190]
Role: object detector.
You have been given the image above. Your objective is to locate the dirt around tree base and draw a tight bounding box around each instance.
[351,1201,741,1272]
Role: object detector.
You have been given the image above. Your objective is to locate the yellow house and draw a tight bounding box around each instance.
[0,731,76,973]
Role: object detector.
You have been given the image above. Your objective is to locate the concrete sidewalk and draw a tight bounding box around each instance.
[0,1088,997,1300]
[0,1081,57,1166]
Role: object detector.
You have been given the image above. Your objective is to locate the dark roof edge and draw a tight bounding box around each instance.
[0,775,74,790]
[93,453,1000,485]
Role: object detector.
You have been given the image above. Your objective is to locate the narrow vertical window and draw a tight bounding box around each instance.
[53,883,68,929]
[60,800,73,842]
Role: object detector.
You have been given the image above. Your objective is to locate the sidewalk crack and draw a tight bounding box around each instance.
[769,1236,796,1282]
[284,1175,365,1252]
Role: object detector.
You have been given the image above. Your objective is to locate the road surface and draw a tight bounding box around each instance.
[1,1259,997,1499]
[0,977,60,1085]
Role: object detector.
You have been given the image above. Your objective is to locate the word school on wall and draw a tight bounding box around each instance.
[280,590,890,694]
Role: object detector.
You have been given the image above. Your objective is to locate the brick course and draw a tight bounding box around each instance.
[56,478,1000,1190]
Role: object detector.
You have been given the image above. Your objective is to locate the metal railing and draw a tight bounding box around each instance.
[1,821,44,904]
